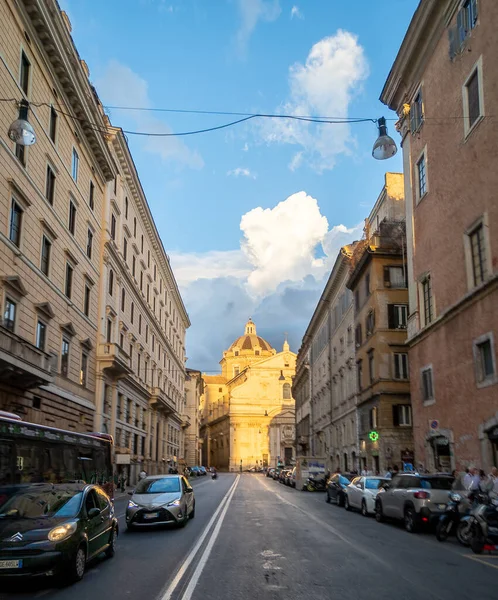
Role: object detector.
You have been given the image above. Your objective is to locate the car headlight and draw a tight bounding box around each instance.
[48,521,77,542]
[128,500,138,508]
[167,498,181,507]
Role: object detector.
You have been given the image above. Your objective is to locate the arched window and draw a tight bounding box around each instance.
[108,269,114,295]
[283,383,291,399]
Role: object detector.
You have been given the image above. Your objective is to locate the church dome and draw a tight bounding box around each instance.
[229,319,274,353]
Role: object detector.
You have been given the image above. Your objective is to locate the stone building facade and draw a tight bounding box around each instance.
[381,0,498,471]
[0,0,189,484]
[200,319,296,471]
[346,174,413,475]
[184,368,203,467]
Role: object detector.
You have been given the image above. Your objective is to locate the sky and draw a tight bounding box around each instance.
[59,0,418,372]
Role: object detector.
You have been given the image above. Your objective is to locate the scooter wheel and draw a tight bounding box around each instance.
[470,524,485,554]
[456,521,471,547]
[436,519,449,542]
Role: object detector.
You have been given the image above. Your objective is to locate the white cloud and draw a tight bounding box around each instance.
[235,0,281,57]
[169,250,251,287]
[290,5,303,19]
[262,30,369,171]
[227,167,257,179]
[242,142,249,152]
[96,61,203,169]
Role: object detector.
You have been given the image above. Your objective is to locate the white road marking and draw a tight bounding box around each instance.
[158,475,240,600]
[177,476,239,600]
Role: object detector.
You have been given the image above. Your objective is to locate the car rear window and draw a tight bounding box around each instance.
[420,477,453,490]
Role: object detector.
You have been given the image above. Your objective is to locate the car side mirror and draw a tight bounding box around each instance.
[356,483,362,488]
[88,507,101,518]
[186,487,193,493]
[383,483,391,490]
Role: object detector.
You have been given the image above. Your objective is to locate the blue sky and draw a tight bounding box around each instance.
[60,0,418,371]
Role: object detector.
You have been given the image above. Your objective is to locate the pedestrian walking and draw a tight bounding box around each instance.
[463,467,473,490]
[489,467,498,495]
[139,469,147,480]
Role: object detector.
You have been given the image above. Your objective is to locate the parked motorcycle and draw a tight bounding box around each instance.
[469,495,498,554]
[435,492,471,546]
[305,475,327,492]
[211,472,218,480]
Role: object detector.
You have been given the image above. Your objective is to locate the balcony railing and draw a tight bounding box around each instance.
[97,343,131,377]
[0,325,53,389]
[149,386,176,415]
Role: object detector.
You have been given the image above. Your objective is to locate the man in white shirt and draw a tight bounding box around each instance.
[490,467,498,495]
[463,467,473,490]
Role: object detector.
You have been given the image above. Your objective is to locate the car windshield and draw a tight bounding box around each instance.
[135,478,181,494]
[0,484,83,519]
[365,478,386,489]
[420,477,454,490]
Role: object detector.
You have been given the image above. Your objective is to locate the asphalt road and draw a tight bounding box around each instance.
[2,474,497,600]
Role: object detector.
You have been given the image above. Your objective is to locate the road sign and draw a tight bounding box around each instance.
[429,420,439,430]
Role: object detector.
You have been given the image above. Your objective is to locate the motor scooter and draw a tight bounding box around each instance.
[435,491,471,546]
[305,475,327,492]
[469,495,498,554]
[211,471,218,480]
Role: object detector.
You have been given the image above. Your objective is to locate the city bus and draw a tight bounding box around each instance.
[0,410,114,501]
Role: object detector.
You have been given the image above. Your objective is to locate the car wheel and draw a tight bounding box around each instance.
[126,522,135,532]
[361,500,368,517]
[105,526,117,558]
[344,495,351,511]
[190,501,196,520]
[178,512,189,528]
[404,507,419,533]
[337,493,345,507]
[375,501,384,523]
[325,492,331,503]
[67,544,86,583]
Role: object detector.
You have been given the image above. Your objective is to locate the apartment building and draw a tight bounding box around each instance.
[381,0,498,471]
[184,368,203,467]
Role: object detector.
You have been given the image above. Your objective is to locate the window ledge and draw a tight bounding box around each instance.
[464,114,484,142]
[423,398,436,407]
[416,190,429,206]
[476,376,498,390]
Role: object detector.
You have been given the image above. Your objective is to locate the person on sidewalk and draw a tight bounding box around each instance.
[139,469,147,480]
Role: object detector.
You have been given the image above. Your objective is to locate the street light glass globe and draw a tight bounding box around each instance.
[8,118,36,146]
[372,134,397,160]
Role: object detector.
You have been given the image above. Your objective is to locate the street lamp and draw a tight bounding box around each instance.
[372,117,397,160]
[8,99,36,146]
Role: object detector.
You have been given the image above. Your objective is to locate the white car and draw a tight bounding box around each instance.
[344,476,388,516]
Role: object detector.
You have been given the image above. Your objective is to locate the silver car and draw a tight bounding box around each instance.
[345,476,387,516]
[126,475,195,530]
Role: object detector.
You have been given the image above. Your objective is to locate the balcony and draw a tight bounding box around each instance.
[149,387,176,415]
[97,343,131,377]
[181,413,191,429]
[0,325,53,389]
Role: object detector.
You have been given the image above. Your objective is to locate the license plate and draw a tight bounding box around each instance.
[0,560,22,569]
[437,504,446,510]
[143,512,159,519]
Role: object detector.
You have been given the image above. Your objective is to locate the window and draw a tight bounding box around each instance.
[65,263,73,299]
[393,404,412,427]
[132,255,136,277]
[388,304,408,329]
[84,284,91,317]
[356,360,363,391]
[459,0,478,44]
[384,266,406,288]
[421,367,434,402]
[473,334,496,386]
[144,361,148,384]
[40,235,51,276]
[410,89,423,132]
[108,270,114,296]
[152,335,155,352]
[110,214,116,241]
[416,153,427,199]
[234,366,240,377]
[86,229,93,259]
[355,324,362,347]
[354,290,360,309]
[20,51,30,95]
[141,235,144,253]
[347,326,353,345]
[35,321,46,351]
[138,313,141,333]
[368,350,374,384]
[49,106,57,143]
[123,236,128,262]
[125,197,128,219]
[106,319,113,343]
[120,332,124,348]
[366,311,375,337]
[469,223,487,286]
[140,271,143,291]
[45,165,56,204]
[147,250,150,268]
[80,352,88,387]
[69,201,76,235]
[421,276,433,325]
[89,181,94,210]
[365,273,370,297]
[15,143,25,166]
[145,324,148,344]
[465,67,481,130]
[121,288,126,311]
[134,217,137,237]
[9,199,23,247]
[71,148,79,182]
[283,383,291,399]
[370,406,378,429]
[137,354,141,379]
[131,302,135,324]
[147,284,150,304]
[394,353,409,380]
[61,338,70,376]
[3,298,16,332]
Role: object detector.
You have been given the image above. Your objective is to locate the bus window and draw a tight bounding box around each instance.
[15,442,44,484]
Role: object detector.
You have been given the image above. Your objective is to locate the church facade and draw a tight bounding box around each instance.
[200,320,296,471]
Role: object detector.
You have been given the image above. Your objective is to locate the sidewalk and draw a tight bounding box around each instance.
[114,485,134,501]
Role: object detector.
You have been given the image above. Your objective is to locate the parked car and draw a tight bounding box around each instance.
[189,466,201,477]
[286,467,296,487]
[126,475,195,530]
[198,466,207,476]
[0,483,117,583]
[279,469,291,484]
[326,473,355,506]
[272,468,281,480]
[344,476,387,516]
[375,474,454,533]
[266,468,275,478]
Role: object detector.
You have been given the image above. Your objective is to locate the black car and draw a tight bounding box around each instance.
[0,483,118,582]
[326,473,355,506]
